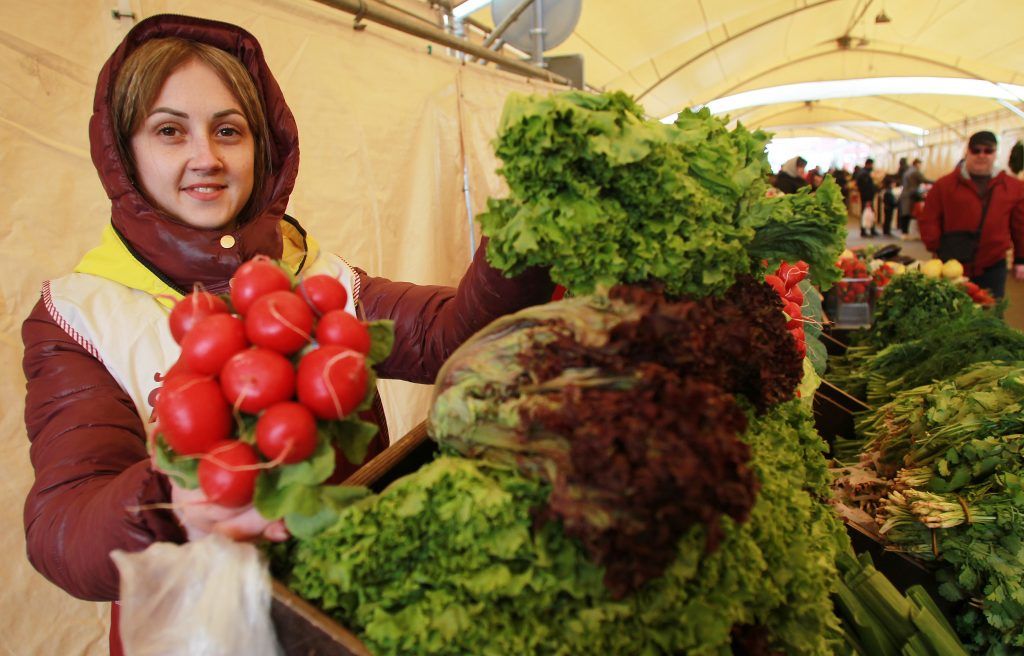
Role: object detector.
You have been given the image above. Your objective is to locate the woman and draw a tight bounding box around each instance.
[772,156,809,194]
[22,14,552,651]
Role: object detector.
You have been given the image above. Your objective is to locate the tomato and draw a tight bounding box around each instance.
[180,313,248,375]
[296,275,348,316]
[198,440,260,508]
[156,374,233,455]
[230,258,291,315]
[245,290,314,355]
[220,347,296,414]
[315,310,371,355]
[168,291,229,344]
[296,345,368,419]
[256,402,318,464]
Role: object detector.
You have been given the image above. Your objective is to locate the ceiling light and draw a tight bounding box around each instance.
[696,77,1024,115]
[874,11,891,24]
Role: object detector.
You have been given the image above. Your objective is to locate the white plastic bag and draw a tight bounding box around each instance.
[861,204,876,230]
[111,534,283,656]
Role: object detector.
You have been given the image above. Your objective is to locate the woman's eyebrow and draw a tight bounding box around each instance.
[147,108,244,119]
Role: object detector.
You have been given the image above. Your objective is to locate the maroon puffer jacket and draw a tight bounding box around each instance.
[23,14,552,602]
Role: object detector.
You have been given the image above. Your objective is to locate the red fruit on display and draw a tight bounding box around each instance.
[296,275,348,316]
[230,259,291,315]
[315,310,371,355]
[168,291,229,344]
[156,374,233,455]
[245,290,314,355]
[180,313,248,375]
[296,345,369,419]
[256,402,319,464]
[220,348,297,414]
[198,441,260,507]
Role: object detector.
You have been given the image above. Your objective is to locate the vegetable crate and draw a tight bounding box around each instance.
[270,422,437,656]
[824,276,875,329]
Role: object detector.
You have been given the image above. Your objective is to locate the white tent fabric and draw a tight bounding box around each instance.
[0,1,560,652]
[462,0,1024,173]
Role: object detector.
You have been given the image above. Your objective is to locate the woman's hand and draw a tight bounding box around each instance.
[169,480,289,543]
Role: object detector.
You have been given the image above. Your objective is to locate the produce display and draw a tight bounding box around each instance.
[254,88,889,656]
[285,398,847,655]
[154,257,394,535]
[826,269,1024,652]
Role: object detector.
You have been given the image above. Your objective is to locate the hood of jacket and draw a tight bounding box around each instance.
[89,14,300,293]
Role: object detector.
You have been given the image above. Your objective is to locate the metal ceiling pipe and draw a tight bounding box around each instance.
[311,0,569,85]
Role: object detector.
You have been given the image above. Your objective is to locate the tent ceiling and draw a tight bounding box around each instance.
[457,0,1024,143]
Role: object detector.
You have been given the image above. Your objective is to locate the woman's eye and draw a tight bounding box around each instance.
[157,126,179,137]
[218,126,241,137]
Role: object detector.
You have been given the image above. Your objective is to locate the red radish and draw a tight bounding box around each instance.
[180,313,248,375]
[156,374,233,455]
[764,274,786,297]
[315,310,371,355]
[220,348,296,414]
[296,275,348,316]
[256,402,318,464]
[198,440,260,507]
[230,258,291,315]
[784,285,804,306]
[168,291,229,344]
[296,345,368,419]
[245,291,314,355]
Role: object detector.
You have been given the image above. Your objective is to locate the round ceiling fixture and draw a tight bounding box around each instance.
[491,0,581,52]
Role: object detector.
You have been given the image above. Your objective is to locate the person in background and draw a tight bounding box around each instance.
[896,156,909,181]
[898,158,929,235]
[855,158,878,237]
[919,131,1024,298]
[809,170,825,191]
[1009,140,1024,180]
[21,14,554,655]
[774,156,809,194]
[881,174,899,236]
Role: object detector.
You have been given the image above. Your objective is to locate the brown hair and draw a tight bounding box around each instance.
[111,37,272,222]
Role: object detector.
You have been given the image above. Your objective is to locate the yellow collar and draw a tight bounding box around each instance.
[74,222,317,309]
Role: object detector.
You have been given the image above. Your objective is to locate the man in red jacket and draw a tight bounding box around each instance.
[919,130,1024,298]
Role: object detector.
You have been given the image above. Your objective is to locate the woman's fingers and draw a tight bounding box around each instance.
[211,507,287,542]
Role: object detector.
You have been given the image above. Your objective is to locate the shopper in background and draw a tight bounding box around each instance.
[855,158,878,237]
[774,156,809,194]
[881,174,899,236]
[898,158,929,235]
[919,131,1024,298]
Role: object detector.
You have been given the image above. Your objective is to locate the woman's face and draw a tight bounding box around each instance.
[130,60,255,231]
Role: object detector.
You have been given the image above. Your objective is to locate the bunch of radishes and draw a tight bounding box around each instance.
[154,257,380,509]
[764,261,809,358]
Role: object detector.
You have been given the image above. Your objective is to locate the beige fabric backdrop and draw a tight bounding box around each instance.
[0,0,559,652]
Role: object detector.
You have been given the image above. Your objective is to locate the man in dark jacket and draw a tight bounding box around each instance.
[919,131,1024,298]
[855,158,878,237]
